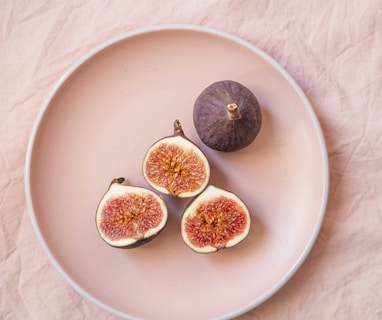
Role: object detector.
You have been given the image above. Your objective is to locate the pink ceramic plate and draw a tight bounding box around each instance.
[25,25,329,320]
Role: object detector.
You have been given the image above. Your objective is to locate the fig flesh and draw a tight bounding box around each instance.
[193,80,262,152]
[181,185,250,253]
[96,178,168,248]
[143,120,210,198]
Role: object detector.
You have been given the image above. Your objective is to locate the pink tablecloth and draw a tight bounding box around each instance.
[1,1,381,319]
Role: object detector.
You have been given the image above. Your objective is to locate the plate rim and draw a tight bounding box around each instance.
[24,23,330,320]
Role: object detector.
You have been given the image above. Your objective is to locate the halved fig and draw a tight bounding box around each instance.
[193,80,262,152]
[181,185,251,253]
[142,119,210,198]
[96,178,168,248]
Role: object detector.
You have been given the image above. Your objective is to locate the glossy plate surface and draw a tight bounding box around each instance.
[25,25,329,320]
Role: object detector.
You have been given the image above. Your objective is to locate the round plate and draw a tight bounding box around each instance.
[25,25,329,320]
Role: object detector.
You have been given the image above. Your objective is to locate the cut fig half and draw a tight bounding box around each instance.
[143,119,210,198]
[96,178,168,248]
[181,185,251,253]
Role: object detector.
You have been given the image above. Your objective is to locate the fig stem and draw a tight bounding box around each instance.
[227,103,242,120]
[113,177,125,184]
[174,119,183,134]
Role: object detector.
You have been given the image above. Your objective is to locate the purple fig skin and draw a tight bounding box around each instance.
[193,80,262,152]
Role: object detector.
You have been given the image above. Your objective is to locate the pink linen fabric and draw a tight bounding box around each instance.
[1,0,381,319]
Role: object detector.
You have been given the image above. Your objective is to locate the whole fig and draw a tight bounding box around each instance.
[193,80,262,152]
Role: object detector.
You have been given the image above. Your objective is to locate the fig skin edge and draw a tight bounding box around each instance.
[193,80,262,152]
